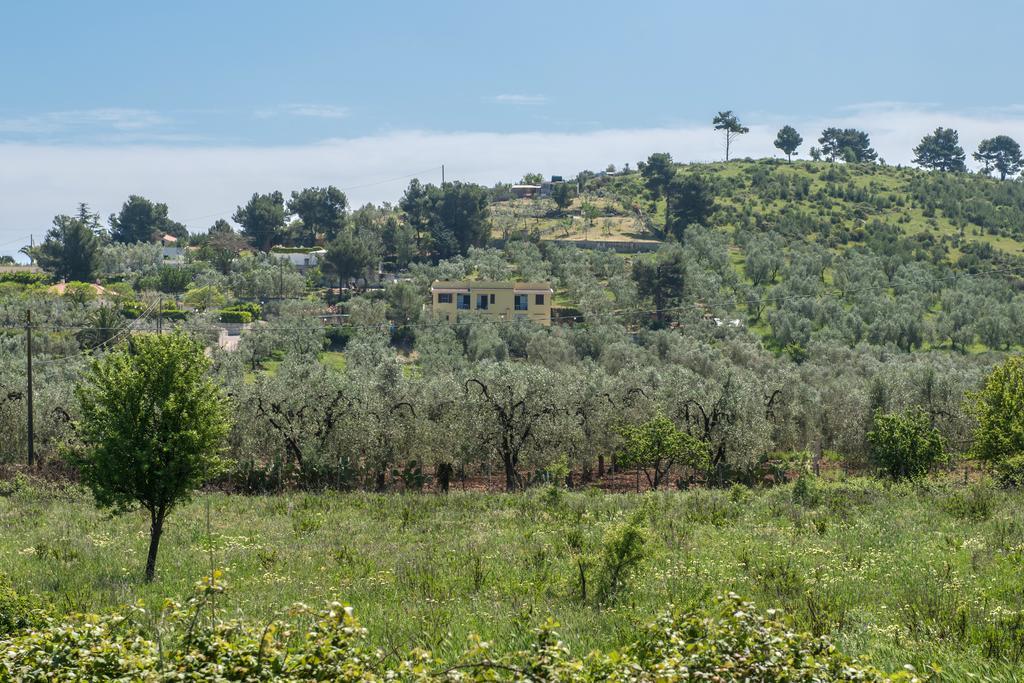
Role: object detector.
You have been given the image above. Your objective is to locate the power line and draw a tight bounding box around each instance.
[30,299,159,366]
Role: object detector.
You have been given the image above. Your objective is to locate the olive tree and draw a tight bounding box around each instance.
[464,362,564,490]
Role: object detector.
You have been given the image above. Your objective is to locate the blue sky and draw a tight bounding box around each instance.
[2,0,1023,253]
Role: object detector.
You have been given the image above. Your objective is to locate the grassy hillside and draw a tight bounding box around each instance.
[493,160,1024,258]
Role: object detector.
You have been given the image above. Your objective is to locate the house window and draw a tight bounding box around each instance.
[437,293,452,304]
[535,293,545,305]
[515,294,529,311]
[489,293,495,304]
[477,294,489,310]
[456,293,470,310]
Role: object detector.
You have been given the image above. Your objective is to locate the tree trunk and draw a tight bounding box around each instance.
[436,462,452,494]
[597,455,605,478]
[145,507,165,583]
[503,453,519,492]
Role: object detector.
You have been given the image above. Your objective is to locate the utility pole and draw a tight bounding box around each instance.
[441,164,445,184]
[157,298,163,334]
[25,310,34,467]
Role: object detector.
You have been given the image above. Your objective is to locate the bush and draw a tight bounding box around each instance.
[0,586,924,681]
[944,480,997,521]
[970,356,1024,486]
[325,325,353,351]
[0,574,43,636]
[0,272,50,286]
[121,300,146,319]
[224,302,262,319]
[159,308,187,321]
[867,408,944,480]
[219,310,253,324]
[593,514,648,603]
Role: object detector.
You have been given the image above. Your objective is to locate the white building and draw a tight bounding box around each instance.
[270,248,327,274]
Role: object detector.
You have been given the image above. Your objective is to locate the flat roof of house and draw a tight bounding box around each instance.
[431,280,552,292]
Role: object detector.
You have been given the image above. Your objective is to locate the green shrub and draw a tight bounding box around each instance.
[593,515,648,603]
[222,302,262,319]
[219,309,253,324]
[0,589,923,681]
[121,300,145,319]
[792,473,821,507]
[159,308,187,321]
[0,574,43,636]
[944,480,997,521]
[867,408,944,480]
[0,272,50,286]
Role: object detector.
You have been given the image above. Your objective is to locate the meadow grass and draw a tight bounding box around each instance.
[1,478,1023,678]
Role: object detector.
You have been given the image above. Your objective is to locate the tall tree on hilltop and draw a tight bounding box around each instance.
[639,152,675,226]
[287,186,349,243]
[233,191,286,252]
[773,125,803,162]
[818,128,877,163]
[974,135,1023,180]
[109,195,186,244]
[712,111,749,161]
[35,214,100,281]
[913,127,966,172]
[664,174,715,242]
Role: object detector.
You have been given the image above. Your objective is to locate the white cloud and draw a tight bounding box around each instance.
[0,108,168,134]
[255,104,350,119]
[488,94,547,106]
[3,102,1024,255]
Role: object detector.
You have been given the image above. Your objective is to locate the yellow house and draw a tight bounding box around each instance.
[430,280,554,326]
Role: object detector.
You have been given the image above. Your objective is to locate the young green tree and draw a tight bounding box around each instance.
[866,408,944,480]
[617,412,709,489]
[72,333,231,582]
[712,110,749,161]
[233,191,286,251]
[913,127,967,172]
[973,135,1023,180]
[773,125,803,161]
[34,214,100,282]
[969,355,1024,485]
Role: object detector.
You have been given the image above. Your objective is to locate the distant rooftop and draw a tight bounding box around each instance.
[431,280,552,291]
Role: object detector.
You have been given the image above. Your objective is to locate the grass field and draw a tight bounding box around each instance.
[2,477,1023,678]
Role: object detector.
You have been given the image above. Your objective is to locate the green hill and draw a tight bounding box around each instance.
[493,160,1024,258]
[489,160,1024,354]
